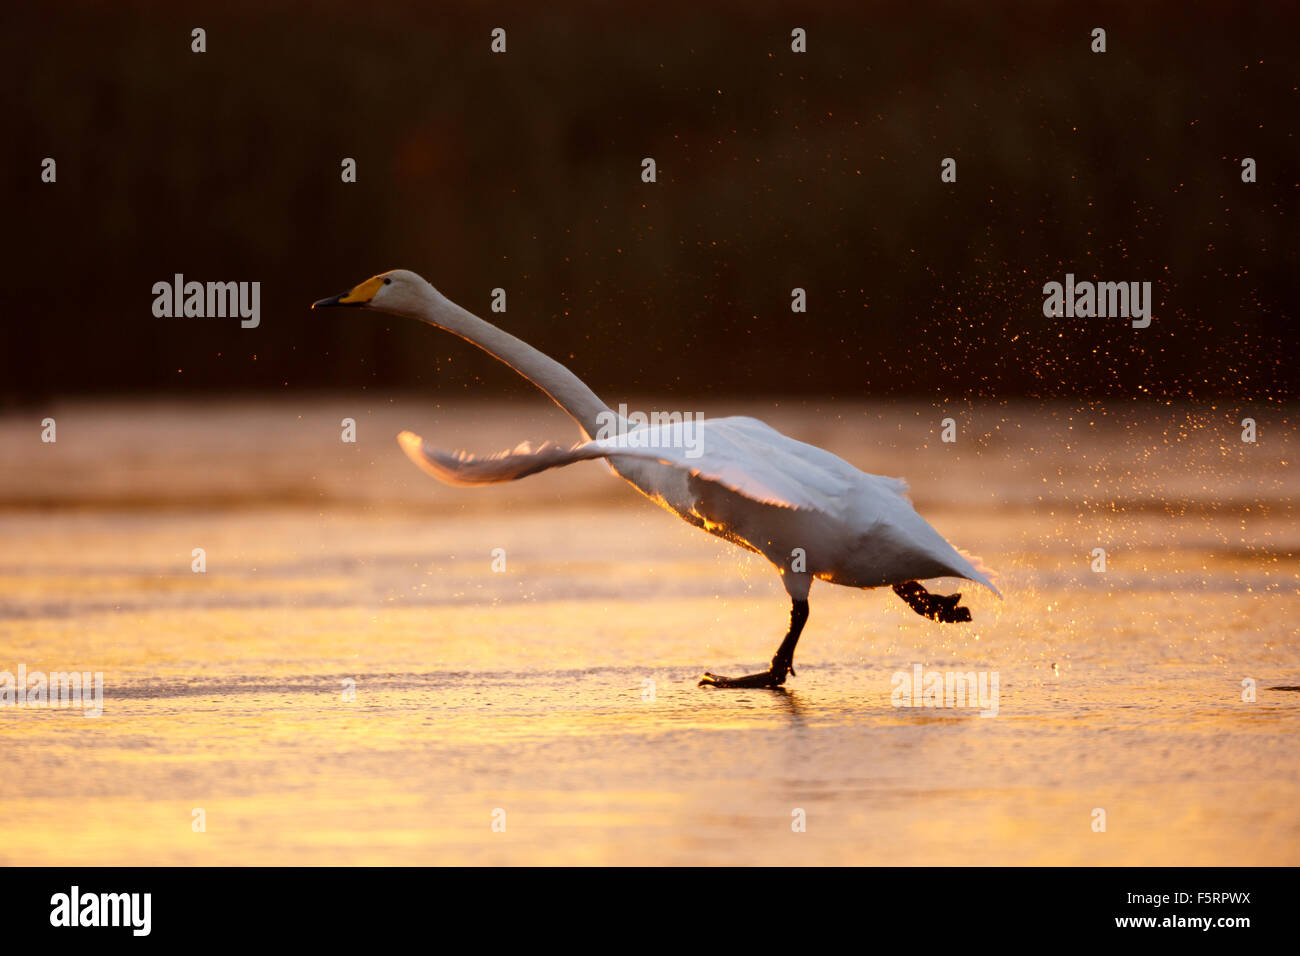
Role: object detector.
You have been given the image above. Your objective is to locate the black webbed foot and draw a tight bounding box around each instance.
[700,648,796,689]
[699,661,790,689]
[699,599,806,689]
[892,580,973,623]
[698,669,785,689]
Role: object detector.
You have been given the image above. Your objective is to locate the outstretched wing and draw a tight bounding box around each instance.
[397,418,1000,598]
[397,432,616,485]
[396,416,873,514]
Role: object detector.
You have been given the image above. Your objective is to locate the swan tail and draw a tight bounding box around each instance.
[397,431,608,486]
[955,547,1002,599]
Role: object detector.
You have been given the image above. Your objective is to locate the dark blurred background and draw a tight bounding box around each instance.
[2,0,1295,407]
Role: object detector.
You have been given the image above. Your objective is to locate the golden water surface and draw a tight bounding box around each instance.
[1,398,1295,864]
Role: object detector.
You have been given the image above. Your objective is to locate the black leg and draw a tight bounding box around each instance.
[699,599,810,688]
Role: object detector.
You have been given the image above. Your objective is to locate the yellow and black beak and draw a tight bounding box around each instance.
[312,275,385,309]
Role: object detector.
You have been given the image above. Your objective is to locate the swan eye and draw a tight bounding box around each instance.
[383,278,392,285]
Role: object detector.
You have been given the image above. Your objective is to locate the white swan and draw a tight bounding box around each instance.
[314,270,1001,688]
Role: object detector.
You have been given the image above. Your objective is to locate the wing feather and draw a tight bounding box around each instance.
[398,416,909,517]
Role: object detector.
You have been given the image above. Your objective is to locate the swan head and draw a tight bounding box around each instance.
[312,269,433,315]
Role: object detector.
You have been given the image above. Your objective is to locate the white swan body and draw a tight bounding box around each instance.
[397,416,998,601]
[314,269,999,687]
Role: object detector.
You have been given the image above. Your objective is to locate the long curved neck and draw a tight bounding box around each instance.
[410,287,615,439]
